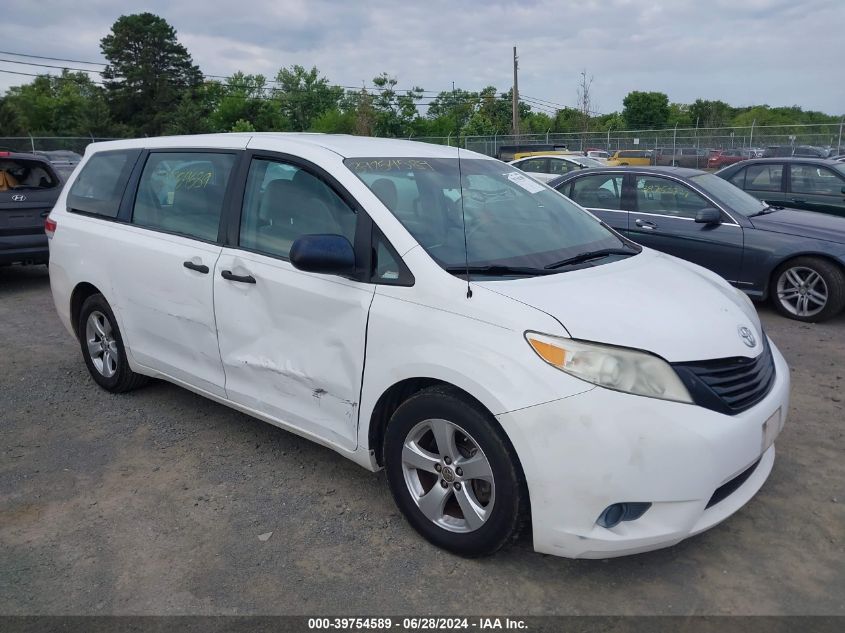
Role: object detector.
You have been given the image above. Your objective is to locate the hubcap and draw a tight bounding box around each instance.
[776,266,828,317]
[401,418,495,533]
[85,311,118,378]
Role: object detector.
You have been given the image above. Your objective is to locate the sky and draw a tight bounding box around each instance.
[1,0,843,117]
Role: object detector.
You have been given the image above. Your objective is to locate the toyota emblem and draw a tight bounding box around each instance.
[12,194,27,202]
[738,326,756,348]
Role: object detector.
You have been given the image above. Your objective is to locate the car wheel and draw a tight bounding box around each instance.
[384,386,528,557]
[619,162,629,166]
[78,294,148,392]
[772,257,845,322]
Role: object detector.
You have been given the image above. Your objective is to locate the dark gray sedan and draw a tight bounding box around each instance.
[549,166,845,322]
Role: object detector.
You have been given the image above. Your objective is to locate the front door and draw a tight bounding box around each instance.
[627,174,745,284]
[213,156,374,450]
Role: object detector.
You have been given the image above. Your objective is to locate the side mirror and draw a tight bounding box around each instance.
[695,208,722,224]
[290,234,356,275]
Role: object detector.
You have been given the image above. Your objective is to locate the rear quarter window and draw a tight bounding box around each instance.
[67,149,140,218]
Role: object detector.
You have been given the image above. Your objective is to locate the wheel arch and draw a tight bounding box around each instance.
[766,252,845,298]
[69,282,105,340]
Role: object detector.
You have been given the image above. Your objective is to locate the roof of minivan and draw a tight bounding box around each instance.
[87,133,479,160]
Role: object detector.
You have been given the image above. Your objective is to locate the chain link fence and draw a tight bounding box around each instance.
[0,136,121,155]
[461,122,845,158]
[4,123,843,159]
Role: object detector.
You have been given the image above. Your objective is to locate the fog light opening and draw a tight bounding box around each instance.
[596,502,652,529]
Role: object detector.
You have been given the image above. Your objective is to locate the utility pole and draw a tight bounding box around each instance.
[512,46,519,138]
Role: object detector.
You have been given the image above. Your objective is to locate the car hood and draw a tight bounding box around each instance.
[477,249,763,363]
[749,207,845,244]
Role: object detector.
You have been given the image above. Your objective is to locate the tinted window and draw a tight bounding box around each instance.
[0,158,59,192]
[745,164,783,192]
[635,176,708,218]
[728,167,746,187]
[132,152,235,241]
[568,174,624,209]
[690,173,767,217]
[239,158,356,259]
[547,158,579,175]
[790,164,845,195]
[516,158,547,173]
[67,150,138,218]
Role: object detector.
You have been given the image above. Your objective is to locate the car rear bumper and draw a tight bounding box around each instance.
[0,232,48,264]
[496,337,790,559]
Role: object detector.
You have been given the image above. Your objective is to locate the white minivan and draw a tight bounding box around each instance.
[47,134,790,559]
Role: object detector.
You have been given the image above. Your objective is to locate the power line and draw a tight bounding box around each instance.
[0,50,106,66]
[0,57,106,74]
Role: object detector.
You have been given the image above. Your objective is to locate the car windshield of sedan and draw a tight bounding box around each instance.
[690,173,768,217]
[345,156,633,276]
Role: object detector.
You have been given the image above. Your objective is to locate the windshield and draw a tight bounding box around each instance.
[690,173,768,217]
[345,156,631,274]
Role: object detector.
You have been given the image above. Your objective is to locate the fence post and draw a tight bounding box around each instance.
[750,119,756,149]
[838,117,843,152]
[672,124,678,166]
[29,133,36,152]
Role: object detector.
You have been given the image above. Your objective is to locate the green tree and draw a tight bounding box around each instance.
[1,71,112,136]
[101,13,203,136]
[688,99,733,128]
[622,91,670,129]
[275,65,343,131]
[370,73,424,137]
[209,73,287,132]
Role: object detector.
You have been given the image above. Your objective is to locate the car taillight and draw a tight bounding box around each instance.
[44,217,57,238]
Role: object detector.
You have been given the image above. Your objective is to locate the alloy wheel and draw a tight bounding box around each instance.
[85,311,119,378]
[401,418,495,533]
[776,266,828,318]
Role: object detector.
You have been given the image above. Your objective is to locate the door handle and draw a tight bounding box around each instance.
[790,199,806,204]
[635,218,657,230]
[183,261,209,274]
[221,269,256,284]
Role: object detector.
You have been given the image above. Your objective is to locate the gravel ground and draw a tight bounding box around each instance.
[1,264,843,616]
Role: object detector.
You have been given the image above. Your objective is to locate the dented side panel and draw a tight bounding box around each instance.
[213,249,374,450]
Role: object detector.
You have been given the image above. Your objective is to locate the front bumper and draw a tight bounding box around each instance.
[497,337,790,559]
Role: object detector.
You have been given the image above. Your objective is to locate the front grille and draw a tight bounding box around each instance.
[706,458,761,509]
[672,337,776,415]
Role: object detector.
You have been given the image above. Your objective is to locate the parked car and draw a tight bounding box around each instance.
[48,134,789,560]
[509,154,605,182]
[550,165,845,322]
[716,157,845,218]
[34,150,82,180]
[0,151,62,265]
[496,144,569,161]
[585,150,611,162]
[708,148,755,169]
[653,147,710,169]
[763,145,828,158]
[605,149,653,166]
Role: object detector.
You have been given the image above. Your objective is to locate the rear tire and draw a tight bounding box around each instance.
[78,294,148,392]
[384,386,528,557]
[771,257,845,322]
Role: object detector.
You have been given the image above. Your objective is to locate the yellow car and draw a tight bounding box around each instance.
[606,150,653,166]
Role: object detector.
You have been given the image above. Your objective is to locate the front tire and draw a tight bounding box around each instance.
[78,294,148,392]
[384,387,528,557]
[771,257,845,322]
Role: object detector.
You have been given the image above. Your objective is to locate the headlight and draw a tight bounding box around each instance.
[525,332,692,404]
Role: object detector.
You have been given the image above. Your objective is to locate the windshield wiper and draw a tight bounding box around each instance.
[444,265,555,277]
[544,247,637,270]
